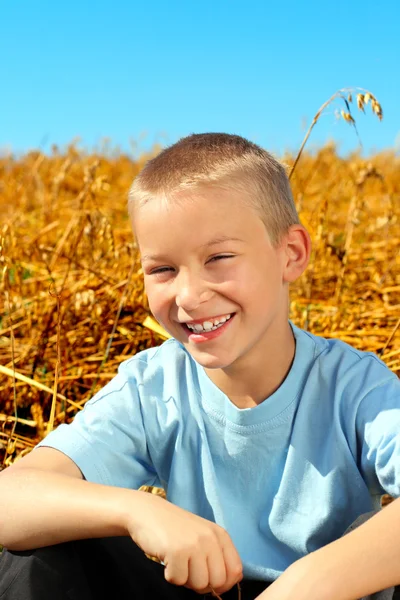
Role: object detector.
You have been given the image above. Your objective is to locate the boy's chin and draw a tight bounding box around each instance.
[183,345,234,370]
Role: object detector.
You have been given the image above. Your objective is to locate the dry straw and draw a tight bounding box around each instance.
[0,90,399,489]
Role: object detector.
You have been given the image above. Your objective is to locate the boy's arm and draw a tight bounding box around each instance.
[0,466,132,550]
[0,451,243,596]
[258,498,400,600]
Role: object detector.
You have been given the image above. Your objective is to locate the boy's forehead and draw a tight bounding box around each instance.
[137,186,256,224]
[174,183,255,207]
[134,188,269,257]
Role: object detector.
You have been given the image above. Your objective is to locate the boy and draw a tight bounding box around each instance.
[0,133,400,600]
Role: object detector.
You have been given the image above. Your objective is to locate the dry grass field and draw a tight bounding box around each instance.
[0,133,399,471]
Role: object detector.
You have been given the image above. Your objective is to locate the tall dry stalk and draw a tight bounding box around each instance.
[289,88,383,181]
[288,86,385,334]
[1,265,18,468]
[46,287,62,434]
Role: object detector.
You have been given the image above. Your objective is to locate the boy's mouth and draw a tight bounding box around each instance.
[181,313,235,339]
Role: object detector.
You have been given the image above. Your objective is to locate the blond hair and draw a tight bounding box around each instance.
[128,133,299,246]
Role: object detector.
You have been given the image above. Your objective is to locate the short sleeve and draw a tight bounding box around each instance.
[35,363,160,490]
[356,368,400,498]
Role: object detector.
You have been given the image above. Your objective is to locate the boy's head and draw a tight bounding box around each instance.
[128,133,311,376]
[129,132,299,248]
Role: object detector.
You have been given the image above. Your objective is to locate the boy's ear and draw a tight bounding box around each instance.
[281,225,312,283]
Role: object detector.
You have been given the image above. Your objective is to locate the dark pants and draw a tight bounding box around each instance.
[0,536,269,600]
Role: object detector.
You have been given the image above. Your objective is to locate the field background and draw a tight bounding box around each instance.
[0,143,399,469]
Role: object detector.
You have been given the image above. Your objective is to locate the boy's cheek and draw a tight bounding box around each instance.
[146,298,170,329]
[143,285,161,312]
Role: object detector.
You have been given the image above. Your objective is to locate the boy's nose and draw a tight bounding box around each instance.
[174,272,212,311]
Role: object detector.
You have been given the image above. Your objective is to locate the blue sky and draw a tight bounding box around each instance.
[1,0,399,156]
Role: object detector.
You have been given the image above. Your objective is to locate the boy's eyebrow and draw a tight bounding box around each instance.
[201,235,243,247]
[140,236,243,263]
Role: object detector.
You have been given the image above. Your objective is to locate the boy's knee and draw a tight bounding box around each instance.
[0,542,81,599]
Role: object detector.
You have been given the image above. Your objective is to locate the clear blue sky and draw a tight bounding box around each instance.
[1,0,399,156]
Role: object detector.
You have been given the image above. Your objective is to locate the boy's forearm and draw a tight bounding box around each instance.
[298,498,400,600]
[0,468,141,551]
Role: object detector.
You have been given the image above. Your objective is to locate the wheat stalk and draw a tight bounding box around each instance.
[289,87,383,180]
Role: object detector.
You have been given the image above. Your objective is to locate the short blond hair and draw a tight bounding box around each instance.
[128,133,299,246]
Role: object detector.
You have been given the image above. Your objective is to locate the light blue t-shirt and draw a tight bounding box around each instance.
[36,321,400,581]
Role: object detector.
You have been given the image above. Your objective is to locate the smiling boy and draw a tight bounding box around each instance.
[133,181,306,408]
[1,133,400,600]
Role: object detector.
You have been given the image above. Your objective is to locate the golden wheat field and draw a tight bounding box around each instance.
[0,140,399,470]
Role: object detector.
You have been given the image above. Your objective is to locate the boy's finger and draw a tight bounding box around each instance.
[220,541,243,592]
[206,551,228,593]
[185,554,210,591]
[164,554,189,587]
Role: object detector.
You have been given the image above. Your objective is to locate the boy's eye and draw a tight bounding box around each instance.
[149,255,233,275]
[150,267,173,274]
[209,254,233,263]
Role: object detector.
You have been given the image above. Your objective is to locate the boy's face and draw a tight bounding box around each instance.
[134,187,294,372]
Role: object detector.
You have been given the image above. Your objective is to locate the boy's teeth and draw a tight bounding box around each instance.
[187,314,232,332]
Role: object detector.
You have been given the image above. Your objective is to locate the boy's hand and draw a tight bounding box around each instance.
[125,491,243,595]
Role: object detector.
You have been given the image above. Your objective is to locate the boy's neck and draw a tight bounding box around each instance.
[203,321,296,409]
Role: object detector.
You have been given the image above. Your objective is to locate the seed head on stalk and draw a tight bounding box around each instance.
[289,87,383,180]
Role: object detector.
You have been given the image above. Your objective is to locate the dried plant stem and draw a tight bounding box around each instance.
[0,364,81,410]
[46,287,62,434]
[0,414,37,427]
[49,215,79,270]
[210,582,241,599]
[30,218,86,381]
[303,195,330,330]
[89,260,137,395]
[2,268,17,467]
[290,90,343,180]
[289,87,381,180]
[379,316,400,357]
[334,194,359,304]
